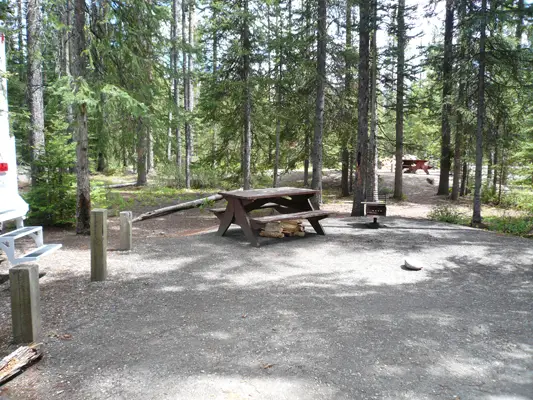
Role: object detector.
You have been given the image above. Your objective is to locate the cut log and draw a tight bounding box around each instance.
[0,343,43,385]
[132,194,223,223]
[264,221,282,233]
[259,231,284,239]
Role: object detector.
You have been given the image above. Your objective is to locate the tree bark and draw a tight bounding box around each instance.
[472,0,486,225]
[437,0,454,195]
[73,0,91,234]
[242,0,252,190]
[273,3,283,188]
[367,0,378,202]
[304,127,310,187]
[352,0,370,215]
[341,0,352,197]
[393,0,405,201]
[26,0,45,186]
[185,0,195,189]
[460,161,468,196]
[136,117,147,186]
[172,0,181,170]
[312,0,327,206]
[451,0,466,201]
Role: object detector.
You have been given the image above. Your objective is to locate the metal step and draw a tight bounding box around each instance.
[12,244,62,265]
[0,226,42,240]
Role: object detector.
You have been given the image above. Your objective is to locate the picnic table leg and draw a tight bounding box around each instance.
[291,195,326,236]
[233,200,259,247]
[423,165,430,175]
[217,200,235,236]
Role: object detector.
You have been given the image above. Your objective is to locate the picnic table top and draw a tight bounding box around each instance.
[219,187,319,200]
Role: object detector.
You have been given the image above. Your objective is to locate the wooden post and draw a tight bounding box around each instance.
[120,211,133,251]
[90,209,108,281]
[10,264,41,343]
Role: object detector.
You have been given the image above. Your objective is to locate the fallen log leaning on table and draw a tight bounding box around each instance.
[132,194,223,223]
[0,343,43,385]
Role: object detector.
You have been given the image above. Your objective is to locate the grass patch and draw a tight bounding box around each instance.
[483,215,533,237]
[428,204,533,238]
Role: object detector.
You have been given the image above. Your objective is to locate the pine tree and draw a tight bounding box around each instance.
[437,0,454,196]
[73,0,91,233]
[26,0,45,185]
[311,0,327,205]
[352,0,371,216]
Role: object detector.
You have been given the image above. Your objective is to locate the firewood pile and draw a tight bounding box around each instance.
[259,220,305,238]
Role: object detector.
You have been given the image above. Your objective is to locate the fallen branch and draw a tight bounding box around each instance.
[132,194,223,223]
[106,182,138,189]
[0,343,43,385]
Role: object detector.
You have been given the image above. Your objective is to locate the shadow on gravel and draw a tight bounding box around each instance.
[1,217,532,399]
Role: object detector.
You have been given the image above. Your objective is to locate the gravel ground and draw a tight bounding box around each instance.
[1,216,532,399]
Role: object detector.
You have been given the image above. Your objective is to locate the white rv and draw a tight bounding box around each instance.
[0,32,61,266]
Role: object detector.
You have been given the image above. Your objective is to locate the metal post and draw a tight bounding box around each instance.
[10,264,41,343]
[90,209,107,281]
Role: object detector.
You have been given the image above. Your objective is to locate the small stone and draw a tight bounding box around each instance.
[404,258,423,271]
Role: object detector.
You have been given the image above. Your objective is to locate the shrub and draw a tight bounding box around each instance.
[25,132,77,226]
[427,205,466,224]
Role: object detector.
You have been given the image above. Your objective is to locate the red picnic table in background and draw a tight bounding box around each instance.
[402,159,433,175]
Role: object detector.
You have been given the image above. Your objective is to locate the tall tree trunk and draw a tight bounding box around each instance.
[451,89,464,200]
[393,0,405,200]
[304,126,310,187]
[182,0,188,180]
[311,0,327,206]
[487,148,493,186]
[185,0,194,188]
[472,0,487,225]
[515,0,524,47]
[26,0,45,186]
[460,161,468,196]
[492,143,498,192]
[437,0,454,195]
[451,0,466,201]
[367,0,378,202]
[172,0,181,170]
[17,0,24,79]
[352,0,370,215]
[73,0,91,233]
[273,3,283,188]
[211,2,218,168]
[136,117,147,186]
[341,0,353,197]
[242,0,252,190]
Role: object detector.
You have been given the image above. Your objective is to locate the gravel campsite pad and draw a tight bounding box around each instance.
[1,215,532,400]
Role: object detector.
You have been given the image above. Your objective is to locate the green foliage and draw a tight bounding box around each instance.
[483,215,533,237]
[427,205,468,225]
[25,125,76,226]
[155,163,223,190]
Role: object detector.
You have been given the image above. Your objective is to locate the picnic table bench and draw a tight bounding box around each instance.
[212,187,331,247]
[402,159,433,175]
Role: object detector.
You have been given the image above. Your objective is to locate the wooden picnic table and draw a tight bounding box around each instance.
[214,187,331,247]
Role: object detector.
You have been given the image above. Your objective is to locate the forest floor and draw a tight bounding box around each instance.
[1,169,532,399]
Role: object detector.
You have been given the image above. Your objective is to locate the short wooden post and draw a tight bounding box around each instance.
[10,264,41,343]
[119,211,133,251]
[90,209,108,281]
